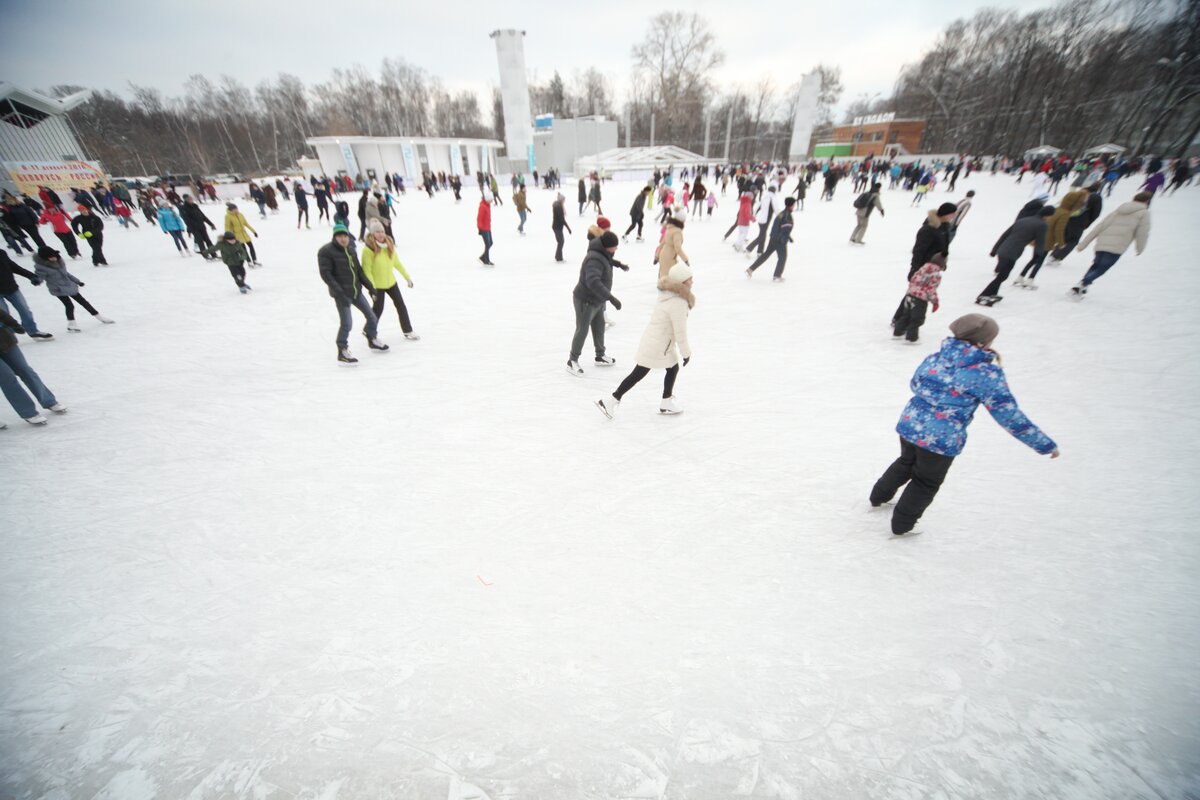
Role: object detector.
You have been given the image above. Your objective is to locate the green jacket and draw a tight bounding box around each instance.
[361,244,410,291]
[202,240,247,267]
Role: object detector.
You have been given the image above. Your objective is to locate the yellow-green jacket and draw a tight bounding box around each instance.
[361,243,411,290]
[223,211,257,243]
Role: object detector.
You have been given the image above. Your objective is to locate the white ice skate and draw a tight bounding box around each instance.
[67,320,80,332]
[93,315,114,324]
[566,360,584,377]
[659,396,683,415]
[24,413,47,425]
[594,355,616,366]
[404,332,421,341]
[49,404,67,414]
[595,397,619,419]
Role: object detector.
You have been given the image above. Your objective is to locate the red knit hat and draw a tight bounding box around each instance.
[596,216,611,230]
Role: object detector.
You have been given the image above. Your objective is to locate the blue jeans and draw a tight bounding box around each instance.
[518,210,527,232]
[1082,251,1121,286]
[0,289,43,334]
[335,291,378,348]
[0,344,57,419]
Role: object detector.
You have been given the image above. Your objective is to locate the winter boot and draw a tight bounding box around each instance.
[595,396,619,419]
[659,396,683,415]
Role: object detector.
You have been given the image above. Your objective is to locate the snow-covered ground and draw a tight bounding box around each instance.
[2,172,1198,799]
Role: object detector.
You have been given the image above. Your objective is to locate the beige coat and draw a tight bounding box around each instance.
[655,223,688,279]
[1078,200,1150,256]
[634,280,695,368]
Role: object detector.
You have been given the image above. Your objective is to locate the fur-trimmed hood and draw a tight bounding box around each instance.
[657,278,695,309]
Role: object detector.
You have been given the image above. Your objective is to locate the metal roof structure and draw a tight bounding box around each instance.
[0,83,90,128]
[575,145,723,173]
[1023,144,1063,157]
[1081,143,1127,156]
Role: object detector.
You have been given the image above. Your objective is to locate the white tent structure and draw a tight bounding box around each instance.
[1082,143,1127,157]
[1024,144,1062,158]
[574,146,723,180]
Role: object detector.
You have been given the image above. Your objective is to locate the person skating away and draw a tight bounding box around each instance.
[275,178,290,202]
[746,185,780,256]
[655,214,690,281]
[1015,190,1084,288]
[38,205,81,259]
[31,246,114,332]
[1,217,33,256]
[552,193,572,262]
[870,313,1059,535]
[295,183,310,229]
[623,187,650,242]
[200,232,252,294]
[577,178,587,216]
[450,175,462,202]
[1049,183,1102,264]
[356,189,369,239]
[2,199,45,249]
[489,174,503,206]
[588,179,603,215]
[596,262,694,419]
[223,203,261,266]
[892,253,946,343]
[70,205,107,266]
[181,195,216,258]
[318,224,387,364]
[156,203,191,257]
[850,182,885,244]
[947,190,974,243]
[263,184,279,215]
[0,308,67,427]
[112,197,138,229]
[0,250,53,340]
[362,221,420,341]
[911,171,933,206]
[728,190,756,251]
[977,205,1053,305]
[745,197,796,282]
[691,180,706,217]
[1166,160,1191,195]
[1069,191,1151,299]
[566,231,622,377]
[477,195,495,266]
[705,191,717,218]
[1138,171,1165,204]
[314,184,331,224]
[514,186,532,235]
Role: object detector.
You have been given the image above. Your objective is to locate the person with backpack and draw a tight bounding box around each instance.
[850,182,885,244]
[200,232,252,294]
[870,313,1059,535]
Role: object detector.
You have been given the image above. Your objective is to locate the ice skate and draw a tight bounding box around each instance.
[93,315,114,324]
[239,285,249,294]
[28,332,53,340]
[772,276,785,282]
[403,332,421,341]
[658,396,683,415]
[594,355,616,367]
[595,397,619,419]
[49,404,67,414]
[745,267,754,278]
[24,413,48,425]
[975,295,1002,307]
[67,320,81,332]
[1069,284,1087,299]
[367,338,390,351]
[1012,276,1028,288]
[338,347,358,364]
[566,360,584,377]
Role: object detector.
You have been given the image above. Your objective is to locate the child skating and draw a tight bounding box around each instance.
[31,246,114,332]
[201,232,252,294]
[892,253,946,343]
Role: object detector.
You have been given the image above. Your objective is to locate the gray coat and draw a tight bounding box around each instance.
[32,255,82,297]
[992,216,1048,261]
[572,238,616,306]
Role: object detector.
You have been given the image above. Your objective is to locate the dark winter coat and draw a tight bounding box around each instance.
[910,210,951,271]
[0,309,22,354]
[71,213,103,238]
[578,180,586,203]
[629,193,646,220]
[552,201,569,231]
[180,201,214,231]
[318,236,374,304]
[32,255,83,296]
[768,208,794,242]
[0,250,40,294]
[992,216,1048,260]
[572,238,617,306]
[3,203,38,229]
[1016,198,1046,219]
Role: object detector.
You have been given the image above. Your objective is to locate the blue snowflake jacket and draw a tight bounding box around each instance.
[896,338,1057,457]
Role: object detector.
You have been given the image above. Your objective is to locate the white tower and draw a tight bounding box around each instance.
[490,29,533,169]
[788,72,823,162]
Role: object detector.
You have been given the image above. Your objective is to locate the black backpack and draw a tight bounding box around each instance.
[853,192,871,209]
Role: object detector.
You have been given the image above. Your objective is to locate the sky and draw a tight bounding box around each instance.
[0,0,1056,119]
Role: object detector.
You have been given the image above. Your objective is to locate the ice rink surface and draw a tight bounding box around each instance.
[2,172,1198,799]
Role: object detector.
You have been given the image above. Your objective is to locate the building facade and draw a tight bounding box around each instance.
[306,136,504,182]
[825,114,927,158]
[532,117,618,176]
[0,83,98,195]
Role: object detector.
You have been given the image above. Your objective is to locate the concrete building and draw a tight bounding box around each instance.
[532,116,618,175]
[306,136,504,182]
[1,82,98,195]
[787,72,822,162]
[490,29,533,171]
[816,114,927,158]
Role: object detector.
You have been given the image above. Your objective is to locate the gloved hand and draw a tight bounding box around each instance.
[609,297,622,311]
[77,281,85,287]
[254,233,259,238]
[31,278,42,286]
[932,301,939,313]
[12,323,26,334]
[683,356,690,367]
[406,280,414,288]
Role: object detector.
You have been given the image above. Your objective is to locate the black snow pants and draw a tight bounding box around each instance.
[870,437,955,534]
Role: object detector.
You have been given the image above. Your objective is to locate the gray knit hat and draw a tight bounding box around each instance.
[949,313,999,347]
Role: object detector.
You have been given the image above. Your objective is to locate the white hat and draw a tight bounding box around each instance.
[668,262,693,283]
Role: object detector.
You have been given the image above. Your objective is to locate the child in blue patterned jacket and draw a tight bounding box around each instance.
[870,313,1060,535]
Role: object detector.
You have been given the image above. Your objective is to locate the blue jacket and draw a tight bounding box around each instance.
[896,338,1056,457]
[157,207,184,232]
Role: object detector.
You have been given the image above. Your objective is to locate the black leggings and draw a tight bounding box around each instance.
[317,204,329,222]
[370,284,413,333]
[624,217,643,237]
[54,231,80,258]
[297,206,309,226]
[243,241,257,262]
[57,294,98,320]
[613,364,679,400]
[870,437,955,534]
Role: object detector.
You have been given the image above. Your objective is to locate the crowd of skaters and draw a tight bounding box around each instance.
[0,149,1191,538]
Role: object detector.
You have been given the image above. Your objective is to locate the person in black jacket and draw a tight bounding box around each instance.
[566,232,621,376]
[0,251,53,339]
[745,197,797,281]
[552,193,572,262]
[2,200,46,249]
[623,186,650,242]
[977,206,1054,303]
[180,195,216,258]
[317,224,386,364]
[909,203,957,279]
[70,206,107,266]
[356,189,369,240]
[1049,184,1102,263]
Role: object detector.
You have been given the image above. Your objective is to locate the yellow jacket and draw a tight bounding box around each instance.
[361,242,411,290]
[223,211,257,243]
